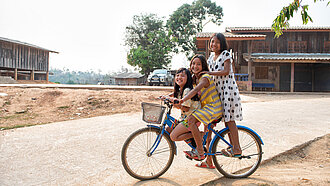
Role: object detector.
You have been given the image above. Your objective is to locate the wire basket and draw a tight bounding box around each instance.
[141,102,166,124]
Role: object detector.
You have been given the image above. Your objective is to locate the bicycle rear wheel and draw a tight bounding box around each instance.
[211,127,262,178]
[121,127,175,180]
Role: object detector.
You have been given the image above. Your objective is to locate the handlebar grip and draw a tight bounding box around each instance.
[173,100,179,104]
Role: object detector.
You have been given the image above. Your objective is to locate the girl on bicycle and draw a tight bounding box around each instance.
[200,33,242,157]
[161,68,200,133]
[172,54,223,161]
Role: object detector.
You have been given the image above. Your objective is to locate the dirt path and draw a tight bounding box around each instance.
[203,134,330,186]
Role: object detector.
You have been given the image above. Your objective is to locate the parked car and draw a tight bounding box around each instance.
[147,69,173,86]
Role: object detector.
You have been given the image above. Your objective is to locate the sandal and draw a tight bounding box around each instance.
[195,162,215,169]
[184,146,208,161]
[184,149,206,161]
[221,147,242,158]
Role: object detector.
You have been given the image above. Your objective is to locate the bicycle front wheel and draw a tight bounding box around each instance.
[212,127,262,178]
[121,127,175,180]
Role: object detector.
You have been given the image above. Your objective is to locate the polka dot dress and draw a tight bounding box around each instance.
[207,50,243,122]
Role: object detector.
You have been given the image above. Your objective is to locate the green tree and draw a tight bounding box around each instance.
[167,0,223,58]
[272,0,329,38]
[125,14,175,75]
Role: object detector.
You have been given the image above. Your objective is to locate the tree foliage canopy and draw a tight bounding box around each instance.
[167,0,223,58]
[125,14,175,75]
[272,0,329,38]
[49,68,109,84]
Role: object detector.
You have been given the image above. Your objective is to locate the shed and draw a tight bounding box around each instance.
[0,37,58,81]
[111,72,145,85]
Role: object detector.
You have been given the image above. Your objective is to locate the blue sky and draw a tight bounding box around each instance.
[0,0,329,73]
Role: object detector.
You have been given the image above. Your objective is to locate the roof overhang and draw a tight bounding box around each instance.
[243,53,330,64]
[226,26,330,33]
[0,37,59,53]
[110,73,144,79]
[196,32,266,41]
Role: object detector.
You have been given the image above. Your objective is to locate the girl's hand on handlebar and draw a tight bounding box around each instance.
[160,95,167,100]
[173,98,181,109]
[173,98,179,104]
[160,95,172,101]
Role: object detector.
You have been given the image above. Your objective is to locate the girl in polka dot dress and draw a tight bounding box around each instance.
[201,33,242,157]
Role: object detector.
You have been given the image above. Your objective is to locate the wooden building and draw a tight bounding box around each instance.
[111,72,145,85]
[196,26,330,92]
[0,37,58,81]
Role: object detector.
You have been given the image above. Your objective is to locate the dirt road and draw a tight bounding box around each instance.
[0,94,329,185]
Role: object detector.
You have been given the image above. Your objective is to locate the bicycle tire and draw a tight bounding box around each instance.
[121,127,175,180]
[211,127,262,178]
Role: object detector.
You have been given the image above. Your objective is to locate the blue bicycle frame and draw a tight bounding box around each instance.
[146,107,263,157]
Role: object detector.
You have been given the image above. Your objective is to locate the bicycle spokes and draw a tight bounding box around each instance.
[211,127,262,178]
[121,127,175,180]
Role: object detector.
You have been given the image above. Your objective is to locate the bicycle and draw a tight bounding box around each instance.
[121,99,263,180]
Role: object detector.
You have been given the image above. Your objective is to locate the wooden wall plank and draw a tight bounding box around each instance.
[1,41,50,73]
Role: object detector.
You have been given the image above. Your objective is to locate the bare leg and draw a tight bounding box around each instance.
[226,121,242,155]
[170,123,191,141]
[166,127,173,134]
[187,115,204,155]
[225,123,234,146]
[205,124,214,166]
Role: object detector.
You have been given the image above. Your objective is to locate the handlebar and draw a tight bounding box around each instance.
[159,96,179,105]
[159,97,180,115]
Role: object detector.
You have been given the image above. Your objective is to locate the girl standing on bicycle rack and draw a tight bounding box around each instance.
[161,68,200,133]
[200,33,243,157]
[171,54,223,161]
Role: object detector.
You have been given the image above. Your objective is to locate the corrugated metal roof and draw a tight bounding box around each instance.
[196,32,266,38]
[248,53,330,61]
[226,26,330,32]
[0,36,58,53]
[111,72,144,79]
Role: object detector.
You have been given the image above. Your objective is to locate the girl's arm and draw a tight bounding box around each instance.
[171,97,189,111]
[162,92,189,111]
[163,92,174,98]
[201,59,231,76]
[167,92,174,97]
[160,92,174,100]
[180,105,190,112]
[181,77,210,103]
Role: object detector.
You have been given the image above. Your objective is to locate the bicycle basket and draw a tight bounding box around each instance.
[141,102,166,124]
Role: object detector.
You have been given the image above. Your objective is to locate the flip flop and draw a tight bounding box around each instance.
[184,149,206,161]
[221,148,242,158]
[195,162,215,169]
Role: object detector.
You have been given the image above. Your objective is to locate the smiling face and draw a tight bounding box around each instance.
[190,57,203,75]
[175,70,188,88]
[210,36,221,54]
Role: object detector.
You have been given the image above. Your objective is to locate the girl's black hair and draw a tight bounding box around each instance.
[209,33,228,53]
[174,68,199,101]
[190,54,209,85]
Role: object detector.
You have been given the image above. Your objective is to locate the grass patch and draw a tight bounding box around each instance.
[58,106,70,109]
[0,114,21,120]
[0,113,41,130]
[0,123,38,130]
[0,113,38,122]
